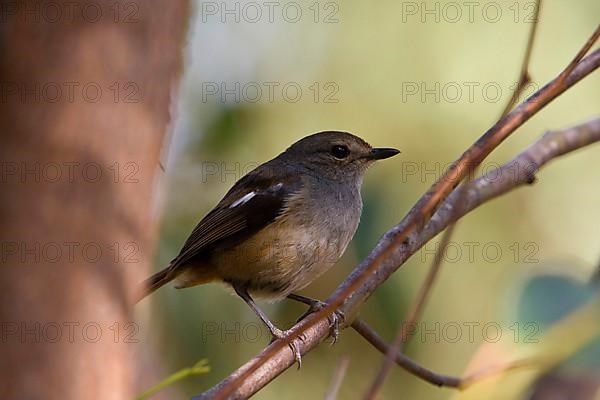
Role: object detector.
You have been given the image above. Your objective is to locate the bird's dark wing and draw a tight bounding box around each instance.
[171,164,301,269]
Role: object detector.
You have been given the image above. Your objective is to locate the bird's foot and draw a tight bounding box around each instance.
[268,327,304,368]
[296,299,345,344]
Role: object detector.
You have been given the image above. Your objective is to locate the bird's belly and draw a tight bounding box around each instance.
[211,217,351,300]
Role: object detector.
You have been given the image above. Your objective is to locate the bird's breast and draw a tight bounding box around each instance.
[212,185,362,299]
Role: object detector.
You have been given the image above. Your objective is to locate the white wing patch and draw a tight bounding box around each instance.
[229,191,256,208]
[229,183,284,208]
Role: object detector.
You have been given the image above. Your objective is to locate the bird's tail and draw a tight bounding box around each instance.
[134,264,177,303]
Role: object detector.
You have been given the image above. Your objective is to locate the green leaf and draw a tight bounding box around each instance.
[135,359,210,400]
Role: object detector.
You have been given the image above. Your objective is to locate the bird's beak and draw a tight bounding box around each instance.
[370,147,401,160]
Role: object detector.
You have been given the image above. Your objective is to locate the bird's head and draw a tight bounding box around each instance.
[282,131,400,184]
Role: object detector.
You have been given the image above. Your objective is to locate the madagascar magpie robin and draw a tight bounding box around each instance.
[136,131,399,363]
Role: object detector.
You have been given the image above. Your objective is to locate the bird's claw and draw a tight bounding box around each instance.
[269,328,304,368]
[296,300,345,344]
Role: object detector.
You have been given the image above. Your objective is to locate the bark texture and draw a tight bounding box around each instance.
[0,1,188,398]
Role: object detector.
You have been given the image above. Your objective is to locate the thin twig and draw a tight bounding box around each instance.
[355,292,600,389]
[400,222,458,350]
[315,33,600,351]
[351,319,461,388]
[557,24,600,84]
[365,10,544,397]
[357,115,600,389]
[364,170,479,399]
[351,319,534,389]
[195,33,600,399]
[500,0,542,117]
[363,221,459,399]
[324,356,351,400]
[395,173,473,353]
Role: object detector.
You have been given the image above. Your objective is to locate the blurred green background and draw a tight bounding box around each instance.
[144,1,600,398]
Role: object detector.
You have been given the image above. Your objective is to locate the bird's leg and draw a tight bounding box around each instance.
[233,284,303,367]
[287,293,345,344]
[234,285,283,336]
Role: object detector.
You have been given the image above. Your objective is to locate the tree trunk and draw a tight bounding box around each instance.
[0,1,188,398]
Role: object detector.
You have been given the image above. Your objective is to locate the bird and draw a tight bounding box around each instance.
[136,131,399,363]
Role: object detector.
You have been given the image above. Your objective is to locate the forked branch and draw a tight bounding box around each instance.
[196,26,600,399]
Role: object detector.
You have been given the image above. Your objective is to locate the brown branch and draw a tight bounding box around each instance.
[354,288,597,392]
[324,356,350,400]
[500,0,542,117]
[363,221,459,399]
[315,29,600,348]
[557,24,600,84]
[399,222,457,350]
[355,115,600,391]
[195,31,600,399]
[366,10,543,397]
[198,115,600,399]
[351,319,461,388]
[351,319,534,389]
[365,168,477,399]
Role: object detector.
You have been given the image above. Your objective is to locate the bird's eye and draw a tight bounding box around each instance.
[331,145,350,159]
